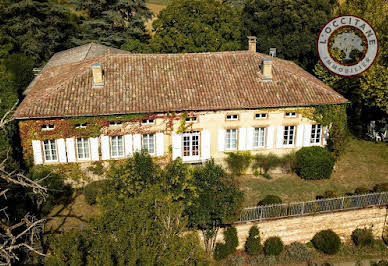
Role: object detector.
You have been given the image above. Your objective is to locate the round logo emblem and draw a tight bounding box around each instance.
[317,15,379,77]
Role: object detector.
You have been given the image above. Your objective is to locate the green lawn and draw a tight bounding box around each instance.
[240,137,388,207]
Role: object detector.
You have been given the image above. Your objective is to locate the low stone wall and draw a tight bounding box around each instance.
[215,206,387,249]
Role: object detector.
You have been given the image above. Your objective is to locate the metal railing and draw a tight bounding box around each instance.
[238,192,388,223]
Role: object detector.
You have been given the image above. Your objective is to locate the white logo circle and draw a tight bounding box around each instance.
[317,15,379,77]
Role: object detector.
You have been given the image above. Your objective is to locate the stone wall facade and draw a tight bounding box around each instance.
[215,206,387,249]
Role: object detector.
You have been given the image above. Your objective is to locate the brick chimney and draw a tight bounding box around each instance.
[262,59,273,81]
[92,63,104,88]
[248,36,257,52]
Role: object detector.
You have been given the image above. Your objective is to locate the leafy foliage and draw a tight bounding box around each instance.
[252,153,281,174]
[264,237,284,256]
[258,195,282,206]
[245,226,262,256]
[150,0,242,53]
[373,183,388,192]
[242,0,337,70]
[225,151,252,176]
[354,187,370,195]
[213,226,238,260]
[312,229,341,254]
[351,228,374,247]
[83,180,108,205]
[295,147,335,180]
[284,242,314,262]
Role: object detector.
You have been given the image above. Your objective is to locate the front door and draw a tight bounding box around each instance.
[182,131,200,161]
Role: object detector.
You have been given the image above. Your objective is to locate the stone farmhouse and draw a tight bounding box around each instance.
[13,38,347,167]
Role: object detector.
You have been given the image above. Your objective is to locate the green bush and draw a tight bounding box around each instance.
[224,226,238,255]
[214,243,229,261]
[351,228,374,247]
[312,229,341,254]
[258,195,282,206]
[284,242,314,262]
[374,183,388,192]
[354,187,370,195]
[262,172,272,179]
[252,153,281,174]
[87,161,105,176]
[264,237,284,256]
[84,180,108,205]
[245,226,262,256]
[225,151,252,176]
[279,152,297,173]
[316,190,338,199]
[295,146,335,180]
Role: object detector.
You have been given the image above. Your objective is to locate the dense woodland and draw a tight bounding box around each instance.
[0,0,387,264]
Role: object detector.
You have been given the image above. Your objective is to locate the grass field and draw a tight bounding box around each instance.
[241,137,388,207]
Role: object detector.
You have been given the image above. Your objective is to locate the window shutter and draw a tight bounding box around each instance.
[124,134,133,156]
[66,138,76,162]
[296,125,304,147]
[218,129,225,152]
[246,127,254,150]
[57,138,67,163]
[201,130,211,161]
[133,134,141,152]
[172,133,182,160]
[90,137,99,161]
[238,128,247,151]
[266,126,274,149]
[100,136,110,160]
[32,140,43,165]
[323,126,329,146]
[156,133,164,157]
[303,124,312,146]
[276,126,284,149]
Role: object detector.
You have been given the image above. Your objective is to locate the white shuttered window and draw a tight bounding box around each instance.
[225,129,237,150]
[310,124,322,144]
[142,134,155,154]
[111,136,124,158]
[43,140,57,161]
[76,138,90,160]
[253,128,266,148]
[283,126,295,146]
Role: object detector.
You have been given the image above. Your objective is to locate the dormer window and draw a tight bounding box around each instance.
[185,116,197,123]
[142,119,154,125]
[75,123,87,129]
[255,113,267,119]
[226,114,239,121]
[109,121,122,126]
[41,124,54,131]
[285,112,297,118]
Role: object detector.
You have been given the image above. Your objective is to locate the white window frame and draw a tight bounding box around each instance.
[285,112,297,118]
[255,113,267,119]
[75,123,87,129]
[43,139,58,162]
[185,116,198,123]
[142,134,155,154]
[41,124,55,131]
[225,129,238,150]
[76,138,90,160]
[253,127,266,148]
[226,114,239,121]
[109,121,122,127]
[310,124,322,144]
[110,136,124,158]
[182,131,200,161]
[283,125,295,146]
[142,119,155,125]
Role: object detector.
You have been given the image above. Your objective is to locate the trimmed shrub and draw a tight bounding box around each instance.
[258,195,282,206]
[295,146,334,180]
[225,151,252,176]
[84,180,108,205]
[245,226,262,256]
[213,243,229,261]
[252,153,281,174]
[224,226,238,255]
[312,229,341,254]
[354,187,370,195]
[374,183,388,192]
[316,190,338,200]
[264,237,284,256]
[284,242,314,262]
[351,228,374,247]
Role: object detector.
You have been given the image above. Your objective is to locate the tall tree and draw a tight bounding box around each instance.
[149,0,242,53]
[314,0,388,133]
[242,0,338,70]
[0,0,76,65]
[71,0,152,49]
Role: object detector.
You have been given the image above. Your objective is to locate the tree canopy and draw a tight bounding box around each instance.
[242,0,338,70]
[149,0,242,53]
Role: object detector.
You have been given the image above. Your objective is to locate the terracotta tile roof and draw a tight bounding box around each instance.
[14,47,347,119]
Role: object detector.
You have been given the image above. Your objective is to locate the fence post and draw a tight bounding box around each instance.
[341,197,344,209]
[301,202,304,215]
